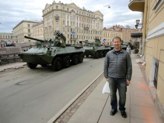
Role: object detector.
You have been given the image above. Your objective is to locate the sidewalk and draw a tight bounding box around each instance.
[67,54,164,123]
[0,62,26,72]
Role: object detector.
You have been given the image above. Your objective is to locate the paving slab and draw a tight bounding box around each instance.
[67,78,108,123]
[67,54,164,123]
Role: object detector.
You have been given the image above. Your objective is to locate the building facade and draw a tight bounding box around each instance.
[102,25,138,45]
[32,21,44,40]
[0,33,13,42]
[129,0,164,117]
[12,20,39,43]
[102,26,122,45]
[0,33,13,47]
[42,1,103,44]
[122,27,138,42]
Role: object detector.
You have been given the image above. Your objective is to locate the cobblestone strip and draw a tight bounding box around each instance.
[52,73,104,123]
[0,62,26,72]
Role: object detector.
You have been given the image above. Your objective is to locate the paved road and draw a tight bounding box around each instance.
[0,58,104,123]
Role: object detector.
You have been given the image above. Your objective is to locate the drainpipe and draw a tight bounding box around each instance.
[142,0,148,60]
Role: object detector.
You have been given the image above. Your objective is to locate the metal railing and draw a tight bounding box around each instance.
[0,53,21,65]
[0,47,22,65]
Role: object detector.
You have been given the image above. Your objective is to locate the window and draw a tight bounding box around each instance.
[150,58,159,89]
[154,59,159,89]
[153,0,164,10]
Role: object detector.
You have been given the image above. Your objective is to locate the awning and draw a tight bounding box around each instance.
[131,32,142,38]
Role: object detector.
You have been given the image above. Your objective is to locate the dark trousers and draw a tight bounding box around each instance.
[108,77,127,111]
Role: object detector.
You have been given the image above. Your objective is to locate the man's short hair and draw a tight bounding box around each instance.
[112,36,122,42]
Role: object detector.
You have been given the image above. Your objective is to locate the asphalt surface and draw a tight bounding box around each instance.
[0,58,104,123]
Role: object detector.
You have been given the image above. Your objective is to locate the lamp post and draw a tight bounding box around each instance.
[135,19,143,55]
[83,26,89,41]
[136,19,140,24]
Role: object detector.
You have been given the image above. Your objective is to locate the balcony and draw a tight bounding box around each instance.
[128,0,145,12]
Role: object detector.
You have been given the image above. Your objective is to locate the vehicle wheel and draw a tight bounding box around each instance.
[52,57,62,71]
[94,52,99,58]
[78,54,84,63]
[41,64,47,68]
[85,54,89,58]
[63,56,71,68]
[103,51,107,57]
[27,63,37,69]
[72,55,78,65]
[99,51,103,58]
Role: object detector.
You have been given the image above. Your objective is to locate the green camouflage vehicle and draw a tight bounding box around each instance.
[19,32,85,71]
[83,39,111,58]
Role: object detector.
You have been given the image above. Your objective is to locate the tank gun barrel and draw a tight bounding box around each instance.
[24,36,45,42]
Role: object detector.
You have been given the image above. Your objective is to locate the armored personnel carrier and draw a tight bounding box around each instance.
[83,39,111,58]
[19,32,85,71]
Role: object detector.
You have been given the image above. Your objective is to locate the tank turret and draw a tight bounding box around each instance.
[94,38,101,46]
[24,32,66,47]
[24,36,45,42]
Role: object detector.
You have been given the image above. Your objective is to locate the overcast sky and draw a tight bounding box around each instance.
[0,0,142,32]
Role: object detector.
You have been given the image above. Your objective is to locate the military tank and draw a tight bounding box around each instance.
[19,32,85,71]
[83,39,111,58]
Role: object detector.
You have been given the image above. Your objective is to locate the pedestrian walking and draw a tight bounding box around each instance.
[126,44,131,55]
[104,36,132,118]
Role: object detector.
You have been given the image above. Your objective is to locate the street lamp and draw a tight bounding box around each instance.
[104,5,111,8]
[135,19,142,29]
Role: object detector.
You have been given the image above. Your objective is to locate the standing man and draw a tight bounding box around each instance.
[104,36,132,118]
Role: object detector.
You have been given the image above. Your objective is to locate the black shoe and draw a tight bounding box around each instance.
[120,111,127,118]
[110,109,117,116]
